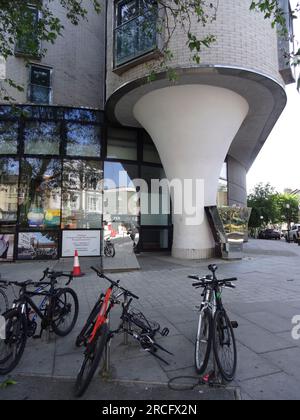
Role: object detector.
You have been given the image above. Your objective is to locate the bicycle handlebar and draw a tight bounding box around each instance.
[40,268,73,286]
[91,266,139,300]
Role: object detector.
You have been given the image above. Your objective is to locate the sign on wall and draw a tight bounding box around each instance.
[62,230,101,257]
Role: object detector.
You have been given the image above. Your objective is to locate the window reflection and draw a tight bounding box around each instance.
[62,160,103,229]
[143,132,161,164]
[141,166,170,226]
[0,121,18,154]
[24,121,61,155]
[0,158,19,223]
[19,158,61,229]
[66,124,101,157]
[107,128,137,160]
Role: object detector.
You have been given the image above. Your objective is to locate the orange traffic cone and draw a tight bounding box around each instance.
[72,250,84,277]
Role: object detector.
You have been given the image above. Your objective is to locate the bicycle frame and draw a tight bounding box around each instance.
[88,286,114,343]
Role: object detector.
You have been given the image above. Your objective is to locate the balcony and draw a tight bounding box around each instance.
[114,12,157,69]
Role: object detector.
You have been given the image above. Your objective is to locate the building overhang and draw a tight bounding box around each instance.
[106,66,287,172]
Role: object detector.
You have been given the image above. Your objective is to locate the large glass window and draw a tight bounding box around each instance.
[66,124,101,157]
[15,5,40,57]
[107,128,137,160]
[0,121,18,154]
[114,0,157,67]
[29,66,52,104]
[217,162,228,206]
[24,121,61,155]
[140,228,169,250]
[0,158,19,223]
[141,166,170,226]
[62,160,103,229]
[143,132,161,164]
[19,158,61,229]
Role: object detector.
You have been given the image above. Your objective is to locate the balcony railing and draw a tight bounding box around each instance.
[114,12,157,68]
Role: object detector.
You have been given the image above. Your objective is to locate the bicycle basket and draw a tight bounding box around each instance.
[127,308,160,335]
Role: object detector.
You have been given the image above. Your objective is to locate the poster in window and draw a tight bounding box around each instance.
[0,234,15,262]
[62,230,101,257]
[17,232,58,260]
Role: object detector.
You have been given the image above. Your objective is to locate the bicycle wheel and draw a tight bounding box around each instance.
[51,288,79,337]
[0,289,8,314]
[0,309,27,375]
[74,323,109,398]
[194,309,212,375]
[75,299,103,348]
[213,309,237,382]
[104,245,115,258]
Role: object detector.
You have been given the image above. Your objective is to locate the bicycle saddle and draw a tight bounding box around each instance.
[208,264,218,273]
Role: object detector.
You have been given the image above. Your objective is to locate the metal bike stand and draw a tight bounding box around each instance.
[101,317,111,378]
[123,294,129,346]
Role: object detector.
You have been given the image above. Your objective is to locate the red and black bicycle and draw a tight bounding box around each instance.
[74,266,171,398]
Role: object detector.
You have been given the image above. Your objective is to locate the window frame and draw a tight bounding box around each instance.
[28,64,53,105]
[14,4,42,58]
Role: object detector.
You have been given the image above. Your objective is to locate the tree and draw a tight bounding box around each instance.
[248,183,279,228]
[0,0,101,100]
[248,183,300,228]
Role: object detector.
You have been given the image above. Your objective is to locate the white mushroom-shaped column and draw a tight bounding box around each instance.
[134,84,249,259]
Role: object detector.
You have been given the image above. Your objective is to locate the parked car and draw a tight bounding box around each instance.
[258,229,281,240]
[286,224,300,243]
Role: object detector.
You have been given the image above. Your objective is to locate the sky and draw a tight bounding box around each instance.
[247,1,300,194]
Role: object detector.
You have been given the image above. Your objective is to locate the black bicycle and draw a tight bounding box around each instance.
[189,264,238,382]
[74,267,171,398]
[0,269,79,375]
[104,238,115,258]
[0,282,9,315]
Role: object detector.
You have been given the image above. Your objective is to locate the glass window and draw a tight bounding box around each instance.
[0,158,19,223]
[141,166,170,226]
[66,124,101,157]
[0,234,15,261]
[29,66,51,104]
[114,0,157,67]
[220,162,228,181]
[217,179,228,207]
[141,228,169,250]
[107,128,137,160]
[24,121,61,155]
[19,158,61,229]
[104,162,139,225]
[0,121,18,154]
[143,132,160,164]
[62,160,103,229]
[15,6,40,57]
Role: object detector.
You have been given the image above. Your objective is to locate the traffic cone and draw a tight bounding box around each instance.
[72,250,84,277]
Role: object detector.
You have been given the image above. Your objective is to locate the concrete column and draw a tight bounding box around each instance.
[133,85,249,259]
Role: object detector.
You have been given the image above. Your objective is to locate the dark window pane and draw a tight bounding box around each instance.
[141,228,169,250]
[141,166,170,226]
[31,67,50,86]
[66,124,101,157]
[0,121,18,154]
[143,132,160,163]
[0,158,19,222]
[62,160,103,229]
[17,231,59,260]
[24,122,61,155]
[15,7,40,56]
[107,128,137,160]
[19,158,61,229]
[118,0,137,25]
[30,85,51,104]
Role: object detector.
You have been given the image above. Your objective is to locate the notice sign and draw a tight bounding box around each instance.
[62,230,101,257]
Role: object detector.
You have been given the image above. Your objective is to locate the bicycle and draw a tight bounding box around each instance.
[104,238,115,258]
[0,269,79,375]
[188,264,238,383]
[74,266,172,398]
[0,279,9,314]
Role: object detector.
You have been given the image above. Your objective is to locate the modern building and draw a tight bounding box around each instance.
[0,0,294,261]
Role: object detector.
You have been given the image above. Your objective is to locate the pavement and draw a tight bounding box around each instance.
[1,239,300,400]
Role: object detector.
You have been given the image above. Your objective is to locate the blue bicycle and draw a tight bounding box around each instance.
[0,269,79,375]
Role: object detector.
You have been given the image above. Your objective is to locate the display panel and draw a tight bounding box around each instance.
[17,231,59,260]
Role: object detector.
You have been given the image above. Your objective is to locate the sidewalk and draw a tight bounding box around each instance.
[1,239,300,400]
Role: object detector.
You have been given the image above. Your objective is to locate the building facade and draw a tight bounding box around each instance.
[0,0,294,261]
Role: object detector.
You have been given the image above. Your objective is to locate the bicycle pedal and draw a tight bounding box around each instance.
[231,321,239,329]
[160,327,169,337]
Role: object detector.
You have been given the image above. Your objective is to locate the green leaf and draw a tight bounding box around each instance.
[0,379,18,390]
